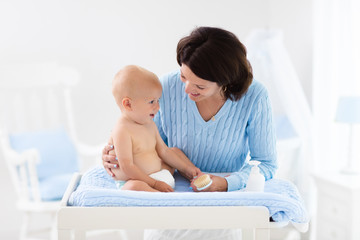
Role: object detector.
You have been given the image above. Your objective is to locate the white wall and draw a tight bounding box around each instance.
[0,0,312,238]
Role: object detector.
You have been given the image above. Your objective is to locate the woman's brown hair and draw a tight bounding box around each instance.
[177,26,253,101]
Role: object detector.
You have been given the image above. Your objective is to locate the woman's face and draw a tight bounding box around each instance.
[180,64,221,102]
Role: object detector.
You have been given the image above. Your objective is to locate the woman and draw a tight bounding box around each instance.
[102,26,277,239]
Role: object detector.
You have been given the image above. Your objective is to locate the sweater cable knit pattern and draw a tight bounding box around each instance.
[154,69,277,191]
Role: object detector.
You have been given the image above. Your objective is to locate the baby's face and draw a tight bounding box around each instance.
[131,86,162,124]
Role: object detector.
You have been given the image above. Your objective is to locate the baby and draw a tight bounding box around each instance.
[109,65,201,192]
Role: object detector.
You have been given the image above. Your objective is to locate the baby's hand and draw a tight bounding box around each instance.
[153,180,174,192]
[184,166,202,180]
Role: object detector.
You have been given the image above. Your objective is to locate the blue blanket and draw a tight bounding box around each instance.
[69,166,309,226]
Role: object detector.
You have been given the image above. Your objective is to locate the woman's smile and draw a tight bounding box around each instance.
[190,92,200,97]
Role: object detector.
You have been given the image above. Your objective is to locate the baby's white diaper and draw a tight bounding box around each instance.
[149,169,175,188]
[115,180,126,189]
[115,169,175,190]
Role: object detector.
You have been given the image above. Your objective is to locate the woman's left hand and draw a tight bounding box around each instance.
[192,174,228,192]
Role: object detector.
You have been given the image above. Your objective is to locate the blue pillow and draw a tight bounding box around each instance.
[9,127,79,200]
[39,173,74,201]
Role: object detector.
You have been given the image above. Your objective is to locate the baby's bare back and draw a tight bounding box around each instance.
[110,122,162,181]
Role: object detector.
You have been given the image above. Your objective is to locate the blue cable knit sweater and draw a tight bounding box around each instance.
[154,69,277,191]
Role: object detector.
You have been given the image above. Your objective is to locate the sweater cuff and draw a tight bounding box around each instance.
[225,174,246,192]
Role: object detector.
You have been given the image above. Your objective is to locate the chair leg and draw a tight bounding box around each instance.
[50,212,58,240]
[20,212,30,240]
[20,211,58,240]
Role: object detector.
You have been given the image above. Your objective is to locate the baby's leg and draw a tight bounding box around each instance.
[122,180,159,192]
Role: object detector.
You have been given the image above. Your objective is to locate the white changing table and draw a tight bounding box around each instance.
[57,173,287,240]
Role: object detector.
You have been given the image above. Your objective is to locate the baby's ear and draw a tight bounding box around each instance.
[122,97,132,110]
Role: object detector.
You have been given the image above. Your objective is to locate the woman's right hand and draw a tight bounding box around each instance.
[102,144,118,177]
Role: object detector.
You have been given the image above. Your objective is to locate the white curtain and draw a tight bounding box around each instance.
[245,29,313,197]
[313,0,360,172]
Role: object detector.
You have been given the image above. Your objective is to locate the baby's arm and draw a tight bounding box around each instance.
[154,125,201,179]
[113,123,173,192]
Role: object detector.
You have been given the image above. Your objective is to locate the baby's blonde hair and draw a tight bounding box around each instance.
[112,65,161,108]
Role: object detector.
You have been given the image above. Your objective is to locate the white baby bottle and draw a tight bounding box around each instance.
[245,160,265,192]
